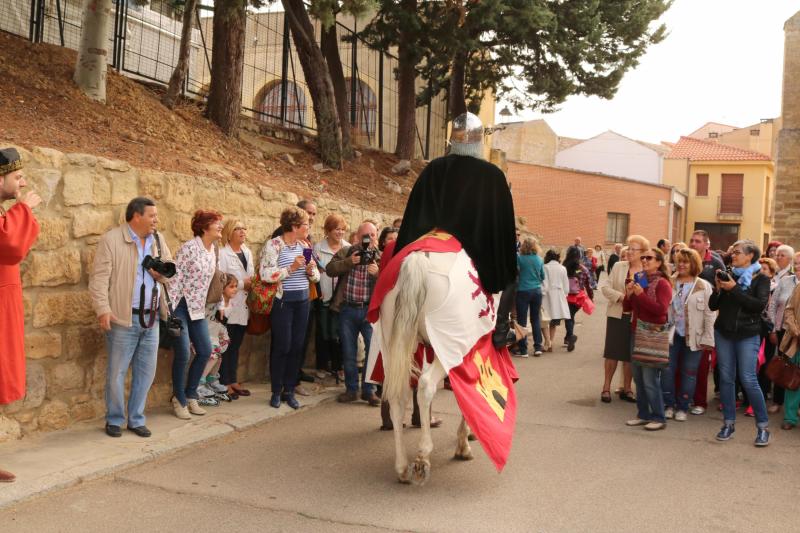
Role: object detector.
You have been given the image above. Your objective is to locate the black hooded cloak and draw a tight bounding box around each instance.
[394,154,517,294]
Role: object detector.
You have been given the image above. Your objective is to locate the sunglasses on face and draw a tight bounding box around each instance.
[640,255,656,262]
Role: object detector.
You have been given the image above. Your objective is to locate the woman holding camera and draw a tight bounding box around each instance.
[168,210,223,419]
[259,207,320,409]
[709,240,771,446]
[624,248,672,431]
[218,219,254,398]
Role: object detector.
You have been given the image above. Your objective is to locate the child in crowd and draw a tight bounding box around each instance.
[197,275,239,406]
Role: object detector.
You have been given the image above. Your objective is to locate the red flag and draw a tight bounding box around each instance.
[448,333,518,472]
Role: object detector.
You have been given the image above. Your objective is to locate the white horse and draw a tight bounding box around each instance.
[376,250,476,486]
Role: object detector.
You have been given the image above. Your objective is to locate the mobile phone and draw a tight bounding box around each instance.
[634,271,649,289]
[302,248,313,262]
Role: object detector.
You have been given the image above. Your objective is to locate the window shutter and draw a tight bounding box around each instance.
[696,174,709,196]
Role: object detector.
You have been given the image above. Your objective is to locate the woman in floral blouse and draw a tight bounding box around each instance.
[259,206,320,409]
[168,209,223,420]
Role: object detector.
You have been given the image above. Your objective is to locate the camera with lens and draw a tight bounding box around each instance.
[142,255,177,278]
[359,235,377,266]
[716,268,733,282]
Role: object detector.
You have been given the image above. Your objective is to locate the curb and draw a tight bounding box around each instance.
[0,386,339,510]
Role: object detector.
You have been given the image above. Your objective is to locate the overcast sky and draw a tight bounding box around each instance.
[496,1,799,144]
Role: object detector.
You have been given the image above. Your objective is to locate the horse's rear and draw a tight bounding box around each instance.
[377,250,473,485]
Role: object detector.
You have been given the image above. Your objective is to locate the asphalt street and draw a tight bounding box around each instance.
[2,290,799,532]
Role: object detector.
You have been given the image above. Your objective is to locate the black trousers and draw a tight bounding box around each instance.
[220,324,246,386]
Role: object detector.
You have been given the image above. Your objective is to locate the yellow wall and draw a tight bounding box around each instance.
[716,121,777,158]
[682,160,774,243]
[663,158,690,194]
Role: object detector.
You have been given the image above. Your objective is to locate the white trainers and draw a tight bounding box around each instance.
[664,407,675,419]
[690,405,706,415]
[172,397,191,420]
[644,421,666,431]
[197,383,215,398]
[674,410,688,422]
[208,379,227,393]
[626,418,648,426]
[187,399,206,415]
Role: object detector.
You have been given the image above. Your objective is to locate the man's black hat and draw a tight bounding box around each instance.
[0,148,22,176]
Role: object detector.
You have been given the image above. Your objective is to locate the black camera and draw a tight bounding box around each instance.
[359,235,376,265]
[143,255,176,278]
[716,268,733,282]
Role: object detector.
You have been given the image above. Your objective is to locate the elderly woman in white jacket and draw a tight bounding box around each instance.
[217,219,254,398]
[661,248,716,421]
[542,249,570,353]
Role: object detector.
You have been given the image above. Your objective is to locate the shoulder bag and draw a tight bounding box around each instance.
[153,233,184,349]
[206,244,225,305]
[766,352,800,391]
[631,319,670,368]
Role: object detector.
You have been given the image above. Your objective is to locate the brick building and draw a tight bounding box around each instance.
[507,162,684,250]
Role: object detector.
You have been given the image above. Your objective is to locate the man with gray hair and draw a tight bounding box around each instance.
[327,221,382,405]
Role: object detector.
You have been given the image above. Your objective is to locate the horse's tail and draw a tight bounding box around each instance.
[383,252,429,403]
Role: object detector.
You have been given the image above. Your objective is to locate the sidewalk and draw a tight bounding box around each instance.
[0,382,340,509]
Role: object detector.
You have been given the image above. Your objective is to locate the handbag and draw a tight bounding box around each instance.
[631,319,670,368]
[153,233,183,349]
[765,353,800,391]
[206,244,225,305]
[247,271,279,315]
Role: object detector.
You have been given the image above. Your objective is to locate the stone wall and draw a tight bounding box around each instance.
[774,11,800,248]
[0,143,398,442]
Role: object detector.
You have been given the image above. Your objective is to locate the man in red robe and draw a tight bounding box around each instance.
[0,148,41,483]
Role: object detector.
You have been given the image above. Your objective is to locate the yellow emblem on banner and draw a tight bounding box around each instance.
[473,350,508,421]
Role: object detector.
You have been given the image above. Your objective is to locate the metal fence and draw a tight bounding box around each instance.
[0,0,447,159]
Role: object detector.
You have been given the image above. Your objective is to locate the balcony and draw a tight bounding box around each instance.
[718,195,744,221]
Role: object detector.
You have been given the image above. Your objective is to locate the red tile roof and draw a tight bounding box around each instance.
[665,136,772,161]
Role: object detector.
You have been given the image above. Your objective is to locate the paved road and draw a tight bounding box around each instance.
[3,292,800,532]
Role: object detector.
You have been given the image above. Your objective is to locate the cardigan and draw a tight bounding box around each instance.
[258,236,320,301]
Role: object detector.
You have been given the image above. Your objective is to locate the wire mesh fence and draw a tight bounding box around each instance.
[1,0,448,159]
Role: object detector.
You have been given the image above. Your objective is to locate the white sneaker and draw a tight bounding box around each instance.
[187,399,206,415]
[533,350,543,356]
[626,418,648,426]
[664,407,675,419]
[315,370,329,379]
[674,410,688,422]
[172,397,191,420]
[208,379,227,393]
[690,405,706,415]
[510,351,529,358]
[197,383,215,398]
[644,421,666,431]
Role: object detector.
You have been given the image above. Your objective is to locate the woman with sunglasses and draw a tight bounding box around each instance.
[709,240,771,446]
[662,248,715,422]
[624,248,673,431]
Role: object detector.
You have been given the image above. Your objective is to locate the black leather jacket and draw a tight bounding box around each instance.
[709,274,770,340]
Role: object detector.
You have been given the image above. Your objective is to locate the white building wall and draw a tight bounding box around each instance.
[555,131,663,184]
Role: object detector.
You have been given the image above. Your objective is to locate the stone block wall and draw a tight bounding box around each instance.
[0,143,398,442]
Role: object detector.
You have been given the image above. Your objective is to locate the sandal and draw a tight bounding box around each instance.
[620,390,637,403]
[601,391,612,403]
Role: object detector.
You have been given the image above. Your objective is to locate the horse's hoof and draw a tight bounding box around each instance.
[397,464,412,484]
[454,450,474,461]
[410,457,431,486]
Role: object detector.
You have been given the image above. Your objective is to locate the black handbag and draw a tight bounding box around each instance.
[153,233,183,349]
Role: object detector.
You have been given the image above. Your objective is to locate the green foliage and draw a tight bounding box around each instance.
[362,0,672,113]
[308,0,378,29]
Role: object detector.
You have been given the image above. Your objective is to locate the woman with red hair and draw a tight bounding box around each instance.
[168,209,223,419]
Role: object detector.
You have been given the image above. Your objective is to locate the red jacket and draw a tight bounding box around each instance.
[623,276,672,325]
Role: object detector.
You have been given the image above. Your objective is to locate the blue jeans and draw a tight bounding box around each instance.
[104,321,159,427]
[662,334,702,412]
[715,332,768,428]
[269,297,310,394]
[633,362,665,423]
[339,305,374,395]
[172,298,212,406]
[515,288,543,353]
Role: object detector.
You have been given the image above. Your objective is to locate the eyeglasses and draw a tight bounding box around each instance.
[234,227,247,231]
[640,255,656,262]
[731,250,743,256]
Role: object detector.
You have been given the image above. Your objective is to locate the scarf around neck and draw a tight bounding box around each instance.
[732,263,762,289]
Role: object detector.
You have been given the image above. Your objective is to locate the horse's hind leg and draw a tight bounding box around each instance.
[411,359,446,486]
[454,417,474,460]
[391,385,412,483]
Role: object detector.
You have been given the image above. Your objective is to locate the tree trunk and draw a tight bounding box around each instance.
[206,0,246,136]
[448,49,468,119]
[321,24,354,160]
[282,0,343,169]
[163,0,199,109]
[74,0,113,103]
[394,0,418,160]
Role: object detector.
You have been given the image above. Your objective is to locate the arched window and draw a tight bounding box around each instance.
[255,80,307,127]
[345,78,377,142]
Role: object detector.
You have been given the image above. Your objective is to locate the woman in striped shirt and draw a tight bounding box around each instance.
[259,207,320,409]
